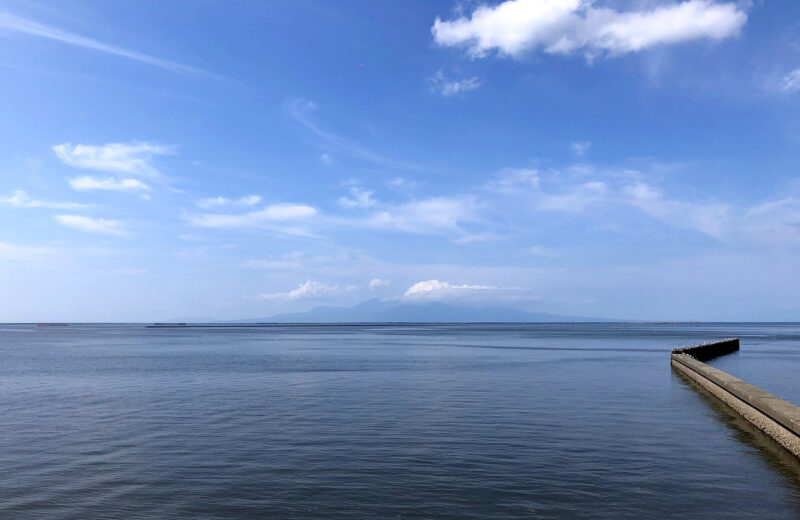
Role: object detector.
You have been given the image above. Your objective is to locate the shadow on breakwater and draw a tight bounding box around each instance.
[672,368,800,511]
[671,337,739,361]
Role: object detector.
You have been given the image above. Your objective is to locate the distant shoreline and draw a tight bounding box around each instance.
[4,321,800,326]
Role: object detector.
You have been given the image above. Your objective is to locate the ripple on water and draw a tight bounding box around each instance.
[1,323,800,519]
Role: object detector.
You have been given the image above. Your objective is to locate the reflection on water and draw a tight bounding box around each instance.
[0,322,799,519]
[672,367,800,515]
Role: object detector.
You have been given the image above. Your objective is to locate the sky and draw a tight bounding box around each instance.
[1,0,799,322]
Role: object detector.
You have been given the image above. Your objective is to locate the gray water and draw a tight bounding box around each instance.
[1,323,799,519]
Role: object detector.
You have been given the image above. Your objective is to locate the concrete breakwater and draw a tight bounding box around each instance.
[671,337,740,361]
[671,338,800,458]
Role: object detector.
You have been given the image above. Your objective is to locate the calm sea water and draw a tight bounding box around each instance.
[1,322,800,519]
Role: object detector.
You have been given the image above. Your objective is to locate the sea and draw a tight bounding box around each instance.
[1,322,799,519]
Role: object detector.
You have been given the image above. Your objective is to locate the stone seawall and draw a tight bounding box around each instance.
[671,339,800,458]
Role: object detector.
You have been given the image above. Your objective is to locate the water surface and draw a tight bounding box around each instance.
[1,323,799,519]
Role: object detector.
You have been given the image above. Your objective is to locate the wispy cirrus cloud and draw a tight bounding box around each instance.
[56,214,128,236]
[536,180,609,213]
[68,176,150,191]
[572,141,591,156]
[186,203,318,236]
[54,142,173,177]
[333,186,486,240]
[242,250,372,274]
[290,99,429,173]
[339,187,376,208]
[736,197,800,247]
[622,181,730,238]
[0,12,214,76]
[432,0,747,60]
[778,69,800,92]
[487,165,703,223]
[486,168,539,194]
[242,252,307,271]
[483,163,800,247]
[196,195,262,209]
[0,189,88,209]
[428,70,481,97]
[486,165,620,214]
[369,278,390,289]
[363,196,480,235]
[189,189,480,240]
[0,241,57,261]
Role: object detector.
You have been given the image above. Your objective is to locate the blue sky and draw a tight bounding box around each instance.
[1,0,799,321]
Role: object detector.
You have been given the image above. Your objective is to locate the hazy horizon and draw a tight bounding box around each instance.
[2,1,799,322]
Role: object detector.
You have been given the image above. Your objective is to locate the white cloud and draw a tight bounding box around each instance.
[432,0,746,60]
[404,279,497,299]
[256,280,340,300]
[486,162,800,246]
[453,232,501,244]
[486,168,540,193]
[389,177,418,189]
[195,195,262,209]
[53,142,172,176]
[242,252,307,271]
[186,203,318,235]
[621,186,800,246]
[0,242,56,261]
[56,214,127,236]
[572,141,592,156]
[537,180,609,212]
[365,196,479,235]
[339,187,376,208]
[0,12,212,76]
[428,70,481,96]
[488,167,609,213]
[369,278,390,289]
[485,165,736,236]
[68,176,150,191]
[0,189,87,209]
[739,198,800,246]
[622,181,729,238]
[779,69,800,92]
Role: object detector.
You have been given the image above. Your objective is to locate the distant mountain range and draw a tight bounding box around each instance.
[236,299,612,323]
